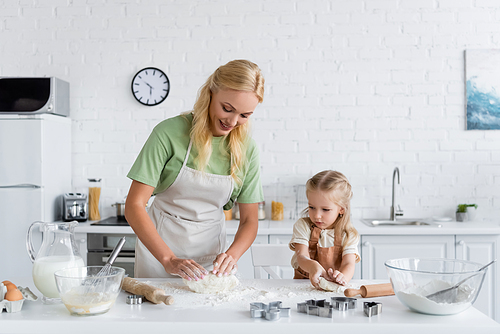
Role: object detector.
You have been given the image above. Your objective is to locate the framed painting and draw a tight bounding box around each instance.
[465,49,500,130]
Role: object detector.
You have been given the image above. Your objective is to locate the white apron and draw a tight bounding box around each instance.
[134,140,234,278]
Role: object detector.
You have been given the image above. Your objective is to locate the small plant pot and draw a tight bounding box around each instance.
[456,212,468,222]
[466,207,477,221]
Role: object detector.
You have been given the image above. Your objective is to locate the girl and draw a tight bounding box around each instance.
[125,60,265,280]
[289,170,360,288]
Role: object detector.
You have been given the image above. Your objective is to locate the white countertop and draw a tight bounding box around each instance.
[75,217,500,236]
[2,278,499,334]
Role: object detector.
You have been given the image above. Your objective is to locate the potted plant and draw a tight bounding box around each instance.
[456,204,477,222]
[466,204,478,221]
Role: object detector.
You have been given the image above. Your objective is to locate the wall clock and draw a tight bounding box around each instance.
[131,67,170,106]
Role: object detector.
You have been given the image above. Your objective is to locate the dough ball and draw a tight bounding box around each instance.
[183,273,239,294]
[318,277,347,293]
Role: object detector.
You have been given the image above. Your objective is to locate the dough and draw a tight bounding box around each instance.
[183,273,239,294]
[318,277,347,293]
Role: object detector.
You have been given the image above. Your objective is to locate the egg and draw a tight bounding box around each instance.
[2,280,12,285]
[5,288,23,301]
[5,283,17,291]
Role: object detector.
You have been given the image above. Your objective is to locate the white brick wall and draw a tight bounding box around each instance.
[1,0,499,221]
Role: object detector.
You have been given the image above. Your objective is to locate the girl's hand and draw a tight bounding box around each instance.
[212,253,238,277]
[164,257,208,281]
[328,268,347,286]
[309,263,327,289]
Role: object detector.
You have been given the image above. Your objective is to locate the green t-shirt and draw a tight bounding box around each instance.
[127,113,263,210]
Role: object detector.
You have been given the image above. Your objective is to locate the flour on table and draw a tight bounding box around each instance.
[183,273,239,294]
[318,277,348,293]
[150,278,353,310]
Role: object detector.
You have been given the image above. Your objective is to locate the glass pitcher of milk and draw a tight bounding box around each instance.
[26,221,84,304]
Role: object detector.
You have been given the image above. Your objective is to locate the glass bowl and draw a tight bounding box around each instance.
[385,258,487,315]
[54,266,125,316]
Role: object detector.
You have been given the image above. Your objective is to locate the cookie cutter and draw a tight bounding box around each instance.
[126,295,144,305]
[250,301,291,321]
[297,299,333,318]
[331,297,357,311]
[364,301,382,317]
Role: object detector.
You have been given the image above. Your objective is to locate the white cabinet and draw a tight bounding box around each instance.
[455,234,499,321]
[360,235,455,279]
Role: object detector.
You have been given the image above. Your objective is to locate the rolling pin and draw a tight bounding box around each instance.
[122,277,174,305]
[344,283,394,298]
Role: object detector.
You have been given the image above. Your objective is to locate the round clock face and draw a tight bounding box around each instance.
[131,67,170,106]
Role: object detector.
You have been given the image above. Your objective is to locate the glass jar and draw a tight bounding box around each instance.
[88,178,102,221]
[27,221,84,304]
[234,202,240,220]
[258,201,266,220]
[224,208,232,221]
[271,182,284,221]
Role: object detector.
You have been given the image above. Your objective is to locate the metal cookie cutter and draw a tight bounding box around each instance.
[331,297,357,311]
[126,295,144,305]
[250,301,291,321]
[297,299,333,318]
[364,301,382,317]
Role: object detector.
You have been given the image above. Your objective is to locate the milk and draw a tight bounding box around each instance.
[32,256,85,298]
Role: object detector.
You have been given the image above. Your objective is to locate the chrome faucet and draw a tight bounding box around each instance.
[390,167,404,221]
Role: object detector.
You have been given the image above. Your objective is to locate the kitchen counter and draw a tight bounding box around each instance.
[75,217,500,235]
[352,219,500,235]
[1,278,499,334]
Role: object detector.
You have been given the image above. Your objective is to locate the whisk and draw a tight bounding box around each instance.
[84,236,126,293]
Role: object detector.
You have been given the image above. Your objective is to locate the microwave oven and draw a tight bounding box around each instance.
[0,77,69,117]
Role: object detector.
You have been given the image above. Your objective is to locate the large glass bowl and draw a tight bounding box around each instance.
[54,266,125,316]
[385,258,487,315]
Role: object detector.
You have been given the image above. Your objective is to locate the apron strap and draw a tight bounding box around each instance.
[308,226,321,260]
[183,139,193,168]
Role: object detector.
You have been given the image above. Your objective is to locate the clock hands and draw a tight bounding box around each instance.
[143,81,153,96]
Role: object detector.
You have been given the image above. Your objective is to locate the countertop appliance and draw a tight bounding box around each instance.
[91,216,129,226]
[0,77,69,117]
[0,113,71,278]
[88,217,134,276]
[63,193,88,222]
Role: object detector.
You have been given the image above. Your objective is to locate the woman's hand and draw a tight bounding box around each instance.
[212,253,238,277]
[164,257,208,281]
[327,268,347,286]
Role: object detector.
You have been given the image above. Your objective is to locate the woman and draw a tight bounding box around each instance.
[125,60,265,281]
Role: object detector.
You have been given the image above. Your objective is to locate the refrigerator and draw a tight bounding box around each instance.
[0,114,71,278]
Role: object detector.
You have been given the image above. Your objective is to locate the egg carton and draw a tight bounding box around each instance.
[0,285,38,313]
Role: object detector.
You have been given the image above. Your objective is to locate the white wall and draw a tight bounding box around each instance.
[2,0,499,221]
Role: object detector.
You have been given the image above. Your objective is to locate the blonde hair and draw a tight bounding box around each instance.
[189,60,265,183]
[303,170,359,253]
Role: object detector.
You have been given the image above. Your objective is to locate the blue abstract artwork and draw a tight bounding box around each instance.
[465,49,500,130]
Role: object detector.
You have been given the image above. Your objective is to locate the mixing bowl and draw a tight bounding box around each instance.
[385,258,487,315]
[54,266,125,316]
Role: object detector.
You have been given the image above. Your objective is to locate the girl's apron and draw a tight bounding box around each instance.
[294,226,343,279]
[135,140,234,278]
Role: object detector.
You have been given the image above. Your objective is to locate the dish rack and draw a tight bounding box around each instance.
[294,185,307,219]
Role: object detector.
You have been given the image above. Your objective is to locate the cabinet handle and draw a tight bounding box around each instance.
[363,242,371,247]
[457,240,466,259]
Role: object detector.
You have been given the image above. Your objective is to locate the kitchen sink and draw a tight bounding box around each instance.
[361,218,442,227]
